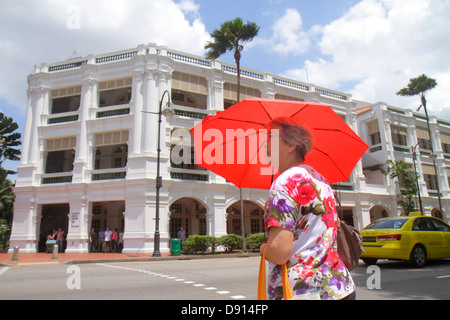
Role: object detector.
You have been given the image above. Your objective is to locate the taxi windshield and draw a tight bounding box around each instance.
[364,218,408,230]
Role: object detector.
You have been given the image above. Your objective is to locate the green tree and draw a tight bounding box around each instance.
[385,160,419,215]
[205,17,260,102]
[0,112,21,249]
[0,112,21,167]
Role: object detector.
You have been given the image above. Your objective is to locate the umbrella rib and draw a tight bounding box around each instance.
[312,128,369,146]
[311,146,347,181]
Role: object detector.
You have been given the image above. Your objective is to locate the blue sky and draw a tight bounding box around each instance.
[1,0,450,178]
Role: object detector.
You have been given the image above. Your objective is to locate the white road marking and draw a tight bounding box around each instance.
[0,267,10,277]
[95,263,246,299]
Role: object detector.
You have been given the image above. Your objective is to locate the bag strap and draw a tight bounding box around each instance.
[258,247,293,300]
[334,190,343,220]
[281,264,293,300]
[257,248,267,300]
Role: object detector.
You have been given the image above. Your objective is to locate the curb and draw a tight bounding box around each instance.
[1,252,260,266]
[63,252,260,264]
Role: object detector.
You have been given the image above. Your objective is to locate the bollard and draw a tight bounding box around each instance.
[52,244,59,259]
[11,246,19,261]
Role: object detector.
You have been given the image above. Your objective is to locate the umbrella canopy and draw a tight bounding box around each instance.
[190,98,369,189]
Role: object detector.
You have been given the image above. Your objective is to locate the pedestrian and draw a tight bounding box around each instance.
[118,229,124,252]
[111,228,118,252]
[56,228,64,253]
[104,227,112,253]
[98,228,104,253]
[259,117,356,300]
[89,228,98,252]
[177,227,186,249]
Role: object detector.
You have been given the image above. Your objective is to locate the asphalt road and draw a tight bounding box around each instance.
[0,256,449,301]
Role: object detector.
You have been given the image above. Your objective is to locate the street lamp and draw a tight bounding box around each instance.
[142,90,174,257]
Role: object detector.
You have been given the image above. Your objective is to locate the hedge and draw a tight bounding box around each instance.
[181,233,267,254]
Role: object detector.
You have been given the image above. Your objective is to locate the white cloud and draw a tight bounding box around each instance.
[283,0,450,117]
[0,0,210,112]
[255,8,311,56]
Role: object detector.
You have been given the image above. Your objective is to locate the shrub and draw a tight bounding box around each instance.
[245,233,266,251]
[218,234,242,252]
[182,235,216,254]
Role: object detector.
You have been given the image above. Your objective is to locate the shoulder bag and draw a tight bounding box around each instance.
[334,193,365,271]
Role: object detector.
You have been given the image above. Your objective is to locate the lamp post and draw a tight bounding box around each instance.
[142,90,174,257]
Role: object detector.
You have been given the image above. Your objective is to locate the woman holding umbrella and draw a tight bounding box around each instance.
[259,117,356,300]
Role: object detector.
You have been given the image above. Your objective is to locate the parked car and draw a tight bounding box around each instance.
[360,215,450,267]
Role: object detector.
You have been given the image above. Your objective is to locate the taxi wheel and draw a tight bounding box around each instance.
[409,245,427,268]
[362,258,378,265]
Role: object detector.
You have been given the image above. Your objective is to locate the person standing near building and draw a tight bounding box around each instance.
[89,228,98,252]
[178,227,186,242]
[118,229,124,252]
[111,228,118,252]
[56,228,64,253]
[104,227,113,253]
[178,227,186,249]
[98,228,105,253]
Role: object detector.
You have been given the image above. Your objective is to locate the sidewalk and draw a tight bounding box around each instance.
[0,251,259,266]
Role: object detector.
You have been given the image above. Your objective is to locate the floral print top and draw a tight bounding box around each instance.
[264,164,355,300]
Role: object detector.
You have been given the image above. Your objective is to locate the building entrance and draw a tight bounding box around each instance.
[38,204,69,252]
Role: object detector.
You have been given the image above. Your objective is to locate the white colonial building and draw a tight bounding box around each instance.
[9,43,449,253]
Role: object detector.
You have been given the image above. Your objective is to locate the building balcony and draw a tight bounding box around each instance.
[91,168,127,181]
[41,172,73,184]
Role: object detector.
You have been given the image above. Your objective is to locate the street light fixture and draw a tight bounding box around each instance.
[142,90,174,257]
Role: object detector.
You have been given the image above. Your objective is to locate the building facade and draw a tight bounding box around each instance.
[9,43,449,253]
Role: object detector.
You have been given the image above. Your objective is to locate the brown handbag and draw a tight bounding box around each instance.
[335,193,365,271]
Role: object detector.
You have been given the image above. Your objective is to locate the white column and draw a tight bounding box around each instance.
[29,88,47,166]
[72,77,95,183]
[143,71,159,154]
[211,194,227,237]
[20,90,35,165]
[65,195,89,253]
[130,71,145,155]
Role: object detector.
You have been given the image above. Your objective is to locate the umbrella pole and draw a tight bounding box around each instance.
[240,188,246,251]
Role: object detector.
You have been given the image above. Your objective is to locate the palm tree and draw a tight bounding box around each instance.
[396,74,442,216]
[205,18,260,250]
[205,17,260,103]
[396,74,437,113]
[0,168,13,249]
[0,112,21,250]
[0,112,21,167]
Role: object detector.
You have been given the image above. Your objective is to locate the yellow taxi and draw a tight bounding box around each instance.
[360,214,450,267]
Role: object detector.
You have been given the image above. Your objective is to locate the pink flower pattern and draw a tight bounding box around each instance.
[265,164,355,300]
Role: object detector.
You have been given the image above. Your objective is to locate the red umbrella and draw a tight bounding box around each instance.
[190,98,369,189]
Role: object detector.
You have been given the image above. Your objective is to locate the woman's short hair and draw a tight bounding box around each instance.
[269,117,313,161]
